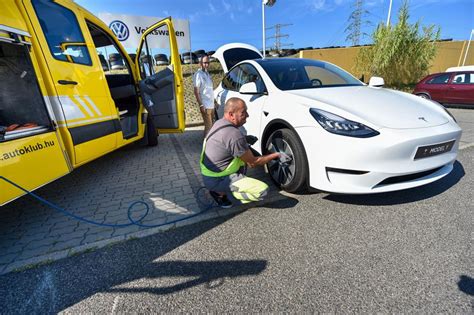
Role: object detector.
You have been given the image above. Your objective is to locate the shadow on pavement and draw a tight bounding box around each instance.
[0,193,296,313]
[323,161,465,206]
[457,275,474,296]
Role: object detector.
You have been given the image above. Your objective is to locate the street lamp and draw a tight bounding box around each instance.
[262,0,276,58]
[386,0,393,27]
[462,29,474,66]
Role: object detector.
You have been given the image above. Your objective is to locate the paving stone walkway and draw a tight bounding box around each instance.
[0,126,284,275]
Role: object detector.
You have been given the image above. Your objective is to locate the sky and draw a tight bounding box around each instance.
[75,0,474,52]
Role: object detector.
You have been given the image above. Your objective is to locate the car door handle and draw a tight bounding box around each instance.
[58,80,78,85]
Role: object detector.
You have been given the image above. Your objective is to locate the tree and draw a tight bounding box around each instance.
[356,0,440,86]
[345,0,371,46]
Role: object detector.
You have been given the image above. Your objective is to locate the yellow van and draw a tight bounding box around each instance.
[0,0,185,205]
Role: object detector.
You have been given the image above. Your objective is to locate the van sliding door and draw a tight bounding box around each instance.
[0,30,70,205]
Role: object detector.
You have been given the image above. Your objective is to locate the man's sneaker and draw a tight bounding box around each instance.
[209,191,233,209]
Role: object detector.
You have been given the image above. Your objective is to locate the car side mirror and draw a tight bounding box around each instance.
[239,82,261,95]
[368,76,384,87]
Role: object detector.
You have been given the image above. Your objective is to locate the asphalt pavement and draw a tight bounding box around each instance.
[0,111,472,312]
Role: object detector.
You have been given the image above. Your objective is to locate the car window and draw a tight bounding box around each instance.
[32,0,91,65]
[451,73,473,84]
[305,66,346,85]
[222,66,244,91]
[427,73,450,84]
[258,59,362,91]
[239,64,266,93]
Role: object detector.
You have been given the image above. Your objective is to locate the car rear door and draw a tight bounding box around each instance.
[215,63,267,151]
[134,18,185,133]
[445,72,474,105]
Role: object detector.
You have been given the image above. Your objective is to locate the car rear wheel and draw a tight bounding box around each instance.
[265,128,308,193]
[417,93,430,99]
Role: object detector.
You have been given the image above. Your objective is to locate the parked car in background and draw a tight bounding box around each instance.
[206,50,216,62]
[98,54,109,71]
[154,53,169,65]
[446,65,474,72]
[413,71,474,107]
[212,43,462,194]
[108,53,126,70]
[193,49,206,61]
[180,52,198,64]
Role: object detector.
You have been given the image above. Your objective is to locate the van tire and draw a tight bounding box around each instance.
[146,115,158,146]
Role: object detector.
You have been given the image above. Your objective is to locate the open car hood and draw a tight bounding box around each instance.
[212,43,262,73]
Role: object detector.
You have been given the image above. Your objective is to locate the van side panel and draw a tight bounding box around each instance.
[1,132,70,205]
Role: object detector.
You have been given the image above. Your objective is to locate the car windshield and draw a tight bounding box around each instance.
[256,58,363,90]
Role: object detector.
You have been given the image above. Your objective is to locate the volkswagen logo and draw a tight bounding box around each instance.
[109,20,129,41]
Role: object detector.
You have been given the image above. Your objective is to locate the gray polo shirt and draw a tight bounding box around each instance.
[202,118,248,173]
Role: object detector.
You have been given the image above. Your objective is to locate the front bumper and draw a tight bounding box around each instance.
[295,122,462,194]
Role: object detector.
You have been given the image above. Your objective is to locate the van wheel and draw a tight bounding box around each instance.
[264,128,308,193]
[146,115,158,146]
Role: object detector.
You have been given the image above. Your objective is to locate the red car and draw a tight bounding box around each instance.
[413,71,474,107]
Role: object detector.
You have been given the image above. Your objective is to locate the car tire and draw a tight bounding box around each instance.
[146,115,158,146]
[264,128,308,193]
[417,93,430,100]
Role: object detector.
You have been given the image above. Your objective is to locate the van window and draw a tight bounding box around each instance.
[0,42,51,141]
[136,23,174,79]
[32,0,91,65]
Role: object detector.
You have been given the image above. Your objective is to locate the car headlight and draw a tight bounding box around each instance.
[310,108,379,138]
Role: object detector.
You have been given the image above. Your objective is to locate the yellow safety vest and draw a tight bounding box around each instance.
[200,138,245,177]
[199,124,245,177]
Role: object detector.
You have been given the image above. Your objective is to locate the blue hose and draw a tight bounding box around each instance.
[0,176,216,229]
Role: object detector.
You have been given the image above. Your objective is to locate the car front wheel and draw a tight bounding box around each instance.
[265,128,308,193]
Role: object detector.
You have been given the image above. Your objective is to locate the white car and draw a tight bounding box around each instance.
[212,43,462,194]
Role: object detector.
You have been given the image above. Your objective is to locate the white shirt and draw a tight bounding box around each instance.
[193,69,214,109]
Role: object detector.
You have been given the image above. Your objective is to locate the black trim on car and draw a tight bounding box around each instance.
[374,166,444,187]
[69,119,121,145]
[326,167,369,175]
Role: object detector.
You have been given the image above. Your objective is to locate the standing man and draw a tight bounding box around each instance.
[193,55,215,137]
[200,97,280,208]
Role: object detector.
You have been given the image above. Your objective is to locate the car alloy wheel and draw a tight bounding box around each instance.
[265,128,308,192]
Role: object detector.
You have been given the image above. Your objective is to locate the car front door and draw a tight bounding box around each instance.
[216,64,267,151]
[135,18,185,133]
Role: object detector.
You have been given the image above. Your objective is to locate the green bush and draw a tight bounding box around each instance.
[356,0,440,87]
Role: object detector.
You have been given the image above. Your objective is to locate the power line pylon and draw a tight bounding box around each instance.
[266,23,293,51]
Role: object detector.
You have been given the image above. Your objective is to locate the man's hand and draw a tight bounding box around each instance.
[240,149,280,168]
[199,106,205,115]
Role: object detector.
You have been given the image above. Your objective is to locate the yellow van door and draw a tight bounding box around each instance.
[23,0,119,166]
[0,26,70,206]
[134,18,185,134]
